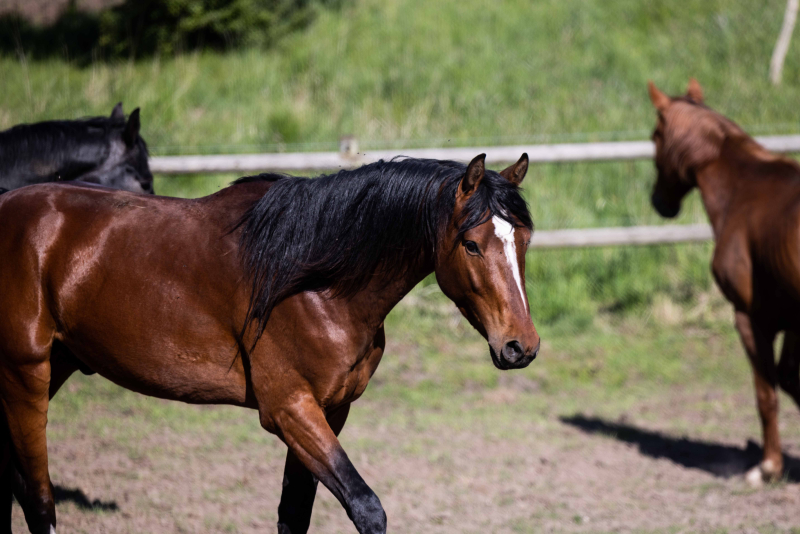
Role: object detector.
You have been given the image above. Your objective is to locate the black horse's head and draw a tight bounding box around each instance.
[0,103,154,194]
[80,103,154,194]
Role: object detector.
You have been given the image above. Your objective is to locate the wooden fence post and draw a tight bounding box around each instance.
[771,0,799,85]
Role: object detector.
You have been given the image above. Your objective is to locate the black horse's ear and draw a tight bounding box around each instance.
[460,153,486,196]
[499,153,528,186]
[123,108,140,147]
[111,102,124,120]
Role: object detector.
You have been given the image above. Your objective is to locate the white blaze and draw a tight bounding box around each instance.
[492,216,527,311]
[50,526,56,534]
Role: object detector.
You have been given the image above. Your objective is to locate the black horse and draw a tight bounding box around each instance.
[0,103,154,194]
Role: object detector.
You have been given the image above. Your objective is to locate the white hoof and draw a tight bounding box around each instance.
[745,465,764,487]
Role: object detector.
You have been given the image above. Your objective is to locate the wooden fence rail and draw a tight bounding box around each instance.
[149,135,800,174]
[529,224,713,248]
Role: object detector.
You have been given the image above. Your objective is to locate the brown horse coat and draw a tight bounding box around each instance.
[648,79,800,484]
[0,154,539,534]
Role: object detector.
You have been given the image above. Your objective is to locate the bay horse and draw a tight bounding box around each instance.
[0,153,540,533]
[0,103,153,194]
[648,78,800,484]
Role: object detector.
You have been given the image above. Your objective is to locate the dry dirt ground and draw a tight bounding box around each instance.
[9,354,800,533]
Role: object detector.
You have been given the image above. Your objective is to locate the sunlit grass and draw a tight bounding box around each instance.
[1,0,797,151]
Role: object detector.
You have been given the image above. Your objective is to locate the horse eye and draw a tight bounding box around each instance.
[463,240,480,255]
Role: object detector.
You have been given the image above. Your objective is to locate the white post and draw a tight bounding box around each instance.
[770,0,799,85]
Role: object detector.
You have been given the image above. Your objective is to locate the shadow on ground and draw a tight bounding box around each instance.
[560,414,800,482]
[53,486,119,511]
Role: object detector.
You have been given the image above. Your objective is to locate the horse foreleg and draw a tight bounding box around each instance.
[277,404,350,534]
[270,398,385,534]
[735,311,782,484]
[276,449,317,534]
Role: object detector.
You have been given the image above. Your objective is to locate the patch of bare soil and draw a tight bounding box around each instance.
[11,382,800,533]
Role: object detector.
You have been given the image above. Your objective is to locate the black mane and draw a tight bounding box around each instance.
[0,116,149,180]
[235,158,532,345]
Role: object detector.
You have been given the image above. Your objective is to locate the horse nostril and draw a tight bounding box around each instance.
[501,340,524,363]
[531,341,540,361]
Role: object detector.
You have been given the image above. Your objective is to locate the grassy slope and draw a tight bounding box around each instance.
[2,0,799,147]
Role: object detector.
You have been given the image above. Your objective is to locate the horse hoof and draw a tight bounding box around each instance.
[745,460,781,487]
[745,466,764,487]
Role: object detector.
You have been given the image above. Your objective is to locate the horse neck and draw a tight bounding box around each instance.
[347,256,434,329]
[0,125,108,182]
[695,135,764,236]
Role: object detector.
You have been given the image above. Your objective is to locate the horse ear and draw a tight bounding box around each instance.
[499,153,528,186]
[111,102,124,120]
[123,108,140,147]
[686,77,704,104]
[647,81,670,112]
[459,154,486,196]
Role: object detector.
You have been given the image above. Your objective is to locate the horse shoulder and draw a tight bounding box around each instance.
[711,224,752,313]
[249,292,387,418]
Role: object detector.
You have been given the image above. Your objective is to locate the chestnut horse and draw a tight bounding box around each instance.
[0,154,540,533]
[648,79,800,484]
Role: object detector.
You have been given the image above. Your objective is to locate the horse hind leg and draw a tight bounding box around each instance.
[1,415,12,534]
[735,312,782,485]
[0,350,57,534]
[777,331,800,408]
[0,338,79,534]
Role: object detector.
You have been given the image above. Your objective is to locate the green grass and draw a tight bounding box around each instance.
[4,0,797,330]
[3,0,799,149]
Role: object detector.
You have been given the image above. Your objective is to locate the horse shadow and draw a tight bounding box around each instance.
[53,486,119,512]
[560,414,800,482]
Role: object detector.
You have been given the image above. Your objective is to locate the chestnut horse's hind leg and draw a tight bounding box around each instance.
[735,311,782,484]
[270,397,385,534]
[777,331,800,409]
[0,356,56,534]
[277,404,351,534]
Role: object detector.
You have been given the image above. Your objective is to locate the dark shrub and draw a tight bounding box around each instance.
[0,0,342,61]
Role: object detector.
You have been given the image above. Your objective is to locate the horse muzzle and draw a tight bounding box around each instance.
[651,191,681,219]
[490,339,540,370]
